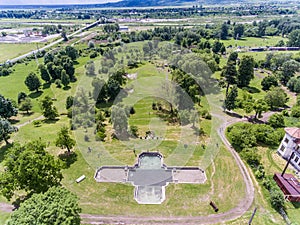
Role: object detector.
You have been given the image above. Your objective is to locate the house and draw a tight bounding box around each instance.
[277,127,300,172]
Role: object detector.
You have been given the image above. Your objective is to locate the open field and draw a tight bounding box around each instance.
[0,43,39,63]
[222,36,288,48]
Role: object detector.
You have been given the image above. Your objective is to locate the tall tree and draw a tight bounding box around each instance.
[61,70,70,87]
[61,30,68,41]
[19,98,32,114]
[220,23,229,40]
[24,72,41,92]
[237,55,255,87]
[17,92,27,104]
[55,126,75,153]
[39,64,51,83]
[257,21,267,37]
[287,29,300,47]
[0,140,62,201]
[65,46,78,61]
[40,96,59,120]
[66,96,74,110]
[227,52,238,64]
[252,99,269,119]
[8,186,81,225]
[111,105,128,139]
[234,24,244,39]
[224,85,238,111]
[223,62,238,97]
[0,94,18,119]
[280,59,300,85]
[0,117,17,145]
[264,87,288,110]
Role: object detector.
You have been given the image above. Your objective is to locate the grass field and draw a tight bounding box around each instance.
[0,52,248,220]
[0,43,39,63]
[1,38,298,224]
[0,211,10,224]
[222,36,288,48]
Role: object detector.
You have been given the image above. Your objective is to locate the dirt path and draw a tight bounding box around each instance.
[15,115,44,129]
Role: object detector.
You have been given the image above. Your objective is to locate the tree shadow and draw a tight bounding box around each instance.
[242,86,260,94]
[28,91,43,99]
[20,112,34,117]
[42,82,51,89]
[9,118,20,124]
[225,111,243,118]
[63,86,71,91]
[58,151,77,169]
[192,126,205,136]
[42,118,59,124]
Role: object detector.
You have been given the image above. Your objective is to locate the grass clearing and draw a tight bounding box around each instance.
[0,211,11,224]
[0,43,38,63]
[223,36,288,48]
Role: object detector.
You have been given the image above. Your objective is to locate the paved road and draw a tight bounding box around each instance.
[7,20,101,64]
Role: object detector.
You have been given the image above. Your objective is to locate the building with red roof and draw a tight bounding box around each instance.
[273,173,300,202]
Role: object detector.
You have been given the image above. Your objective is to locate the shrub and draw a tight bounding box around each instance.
[96,130,106,141]
[291,106,300,118]
[33,120,41,127]
[129,125,139,138]
[268,113,285,128]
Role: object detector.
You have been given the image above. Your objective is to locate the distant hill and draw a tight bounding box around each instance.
[0,0,246,9]
[99,0,231,7]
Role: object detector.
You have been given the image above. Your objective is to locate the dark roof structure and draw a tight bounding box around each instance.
[273,173,300,202]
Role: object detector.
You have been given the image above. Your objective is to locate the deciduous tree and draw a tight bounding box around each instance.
[24,72,41,92]
[39,64,51,83]
[261,75,278,91]
[55,126,75,153]
[0,140,62,200]
[8,186,81,225]
[264,87,288,110]
[0,117,17,145]
[19,98,32,114]
[61,70,70,87]
[0,94,18,119]
[287,29,300,47]
[40,96,59,120]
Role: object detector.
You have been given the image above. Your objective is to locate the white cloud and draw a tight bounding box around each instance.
[1,0,121,5]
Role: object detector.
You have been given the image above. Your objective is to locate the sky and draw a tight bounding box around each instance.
[0,0,121,5]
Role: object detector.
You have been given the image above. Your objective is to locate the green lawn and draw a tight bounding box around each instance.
[0,43,38,63]
[222,36,288,48]
[0,211,11,224]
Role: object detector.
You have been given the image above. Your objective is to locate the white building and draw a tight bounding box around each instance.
[277,127,300,172]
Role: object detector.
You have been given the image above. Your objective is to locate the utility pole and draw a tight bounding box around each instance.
[282,151,295,177]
